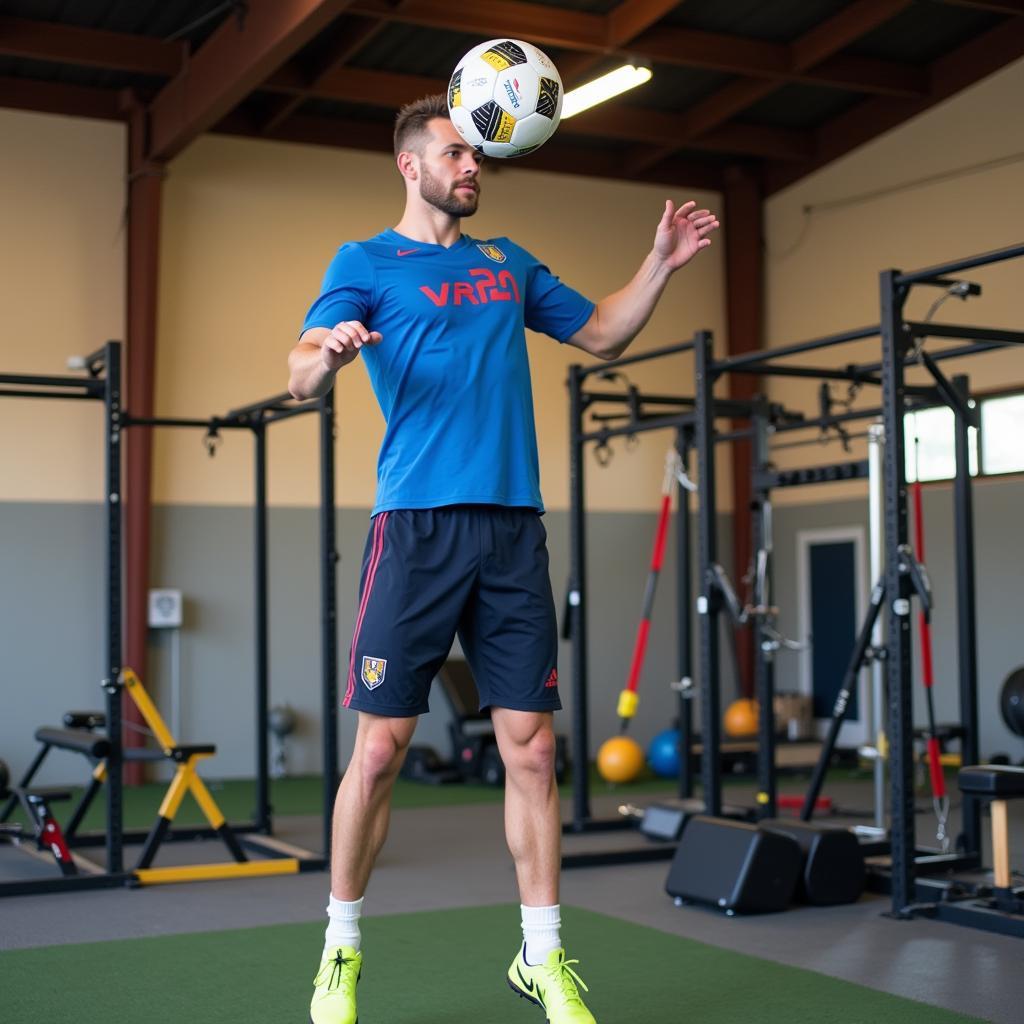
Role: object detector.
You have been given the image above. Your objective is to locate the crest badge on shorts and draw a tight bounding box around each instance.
[361,656,387,690]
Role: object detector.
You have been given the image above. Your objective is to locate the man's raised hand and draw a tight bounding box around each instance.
[321,320,383,371]
[653,200,720,272]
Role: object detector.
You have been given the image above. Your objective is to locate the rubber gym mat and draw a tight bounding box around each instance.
[0,904,992,1024]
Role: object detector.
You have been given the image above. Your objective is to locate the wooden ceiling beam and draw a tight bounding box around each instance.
[265,64,810,159]
[607,0,682,46]
[0,15,185,76]
[569,102,813,159]
[932,0,1024,13]
[147,0,354,161]
[557,0,682,88]
[260,15,386,132]
[763,15,1024,193]
[349,1,922,95]
[216,105,723,190]
[0,11,925,105]
[807,54,926,97]
[0,76,122,120]
[630,0,912,173]
[347,0,607,50]
[790,0,912,72]
[311,66,446,108]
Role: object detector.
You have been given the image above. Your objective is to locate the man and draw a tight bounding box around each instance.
[289,93,718,1024]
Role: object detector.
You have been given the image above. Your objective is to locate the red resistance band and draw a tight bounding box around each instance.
[624,490,672,696]
[913,478,945,800]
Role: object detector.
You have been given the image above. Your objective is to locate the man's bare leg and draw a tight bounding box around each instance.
[494,709,596,1020]
[331,711,418,899]
[492,707,560,906]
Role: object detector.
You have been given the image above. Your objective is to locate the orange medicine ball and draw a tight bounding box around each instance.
[724,698,759,738]
[596,735,645,783]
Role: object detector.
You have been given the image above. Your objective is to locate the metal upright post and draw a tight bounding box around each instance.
[952,374,981,856]
[694,331,722,817]
[867,422,888,836]
[751,401,776,819]
[104,341,124,875]
[567,365,591,830]
[253,421,271,833]
[675,426,694,800]
[320,390,339,857]
[879,270,915,916]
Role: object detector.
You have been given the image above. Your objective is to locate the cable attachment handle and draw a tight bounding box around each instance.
[761,623,806,654]
[897,543,934,620]
[934,794,951,853]
[203,425,222,458]
[663,449,697,494]
[709,563,748,625]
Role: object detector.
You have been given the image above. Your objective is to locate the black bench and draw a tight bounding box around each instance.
[959,764,1024,913]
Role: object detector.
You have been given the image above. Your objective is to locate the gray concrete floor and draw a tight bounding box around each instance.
[1,783,1022,1023]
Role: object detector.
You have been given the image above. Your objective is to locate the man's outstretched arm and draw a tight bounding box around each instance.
[567,200,719,361]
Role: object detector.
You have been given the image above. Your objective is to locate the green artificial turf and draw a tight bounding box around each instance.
[0,904,991,1023]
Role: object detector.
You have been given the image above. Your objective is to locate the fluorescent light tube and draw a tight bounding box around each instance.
[561,64,653,119]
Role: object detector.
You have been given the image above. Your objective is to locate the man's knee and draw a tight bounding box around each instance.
[504,724,557,778]
[355,720,415,783]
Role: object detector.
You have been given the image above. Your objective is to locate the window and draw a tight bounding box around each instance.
[904,406,978,483]
[980,394,1024,476]
[903,389,1024,482]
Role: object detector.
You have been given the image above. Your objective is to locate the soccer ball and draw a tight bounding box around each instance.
[447,39,563,158]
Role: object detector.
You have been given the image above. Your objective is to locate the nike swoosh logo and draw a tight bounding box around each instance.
[516,965,535,994]
[396,248,419,256]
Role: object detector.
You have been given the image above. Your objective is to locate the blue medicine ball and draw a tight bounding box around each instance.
[647,728,680,778]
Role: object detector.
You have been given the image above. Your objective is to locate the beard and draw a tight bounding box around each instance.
[419,165,479,217]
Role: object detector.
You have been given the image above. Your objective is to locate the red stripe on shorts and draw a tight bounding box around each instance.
[344,512,389,707]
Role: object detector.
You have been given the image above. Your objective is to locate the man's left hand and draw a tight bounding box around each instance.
[653,200,720,271]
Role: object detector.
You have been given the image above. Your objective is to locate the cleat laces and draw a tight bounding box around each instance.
[314,950,358,996]
[549,957,589,1006]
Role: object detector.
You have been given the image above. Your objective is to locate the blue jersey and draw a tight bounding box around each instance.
[302,229,594,515]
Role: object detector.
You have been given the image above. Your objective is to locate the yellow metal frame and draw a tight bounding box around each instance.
[120,668,299,885]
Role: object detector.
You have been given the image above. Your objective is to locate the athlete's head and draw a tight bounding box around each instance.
[394,94,481,218]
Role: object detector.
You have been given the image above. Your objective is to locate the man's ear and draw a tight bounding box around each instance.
[397,151,418,181]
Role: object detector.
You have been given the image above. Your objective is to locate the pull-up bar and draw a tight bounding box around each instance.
[894,241,1024,286]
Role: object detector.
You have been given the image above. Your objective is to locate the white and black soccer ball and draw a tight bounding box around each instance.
[447,39,563,158]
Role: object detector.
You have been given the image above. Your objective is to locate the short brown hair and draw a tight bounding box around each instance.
[394,94,449,158]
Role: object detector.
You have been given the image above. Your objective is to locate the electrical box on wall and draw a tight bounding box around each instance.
[148,589,183,629]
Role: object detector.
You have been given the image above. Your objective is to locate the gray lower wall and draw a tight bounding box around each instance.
[2,482,1021,786]
[0,503,731,785]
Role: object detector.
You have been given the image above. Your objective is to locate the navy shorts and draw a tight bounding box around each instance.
[343,506,560,717]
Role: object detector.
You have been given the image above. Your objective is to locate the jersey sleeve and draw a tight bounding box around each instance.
[516,244,595,343]
[301,243,376,335]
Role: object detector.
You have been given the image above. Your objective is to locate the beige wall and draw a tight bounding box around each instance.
[154,135,724,512]
[0,110,125,502]
[6,55,1022,514]
[764,57,1024,505]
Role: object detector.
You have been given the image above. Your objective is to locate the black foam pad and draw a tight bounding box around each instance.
[959,764,1024,797]
[665,816,802,914]
[759,819,865,905]
[33,727,110,759]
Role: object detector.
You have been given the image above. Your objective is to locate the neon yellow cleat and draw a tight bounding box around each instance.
[507,944,597,1023]
[310,946,361,1024]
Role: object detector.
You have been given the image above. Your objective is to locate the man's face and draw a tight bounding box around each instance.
[416,118,482,217]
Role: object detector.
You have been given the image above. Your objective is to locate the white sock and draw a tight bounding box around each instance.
[324,894,363,955]
[521,903,561,965]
